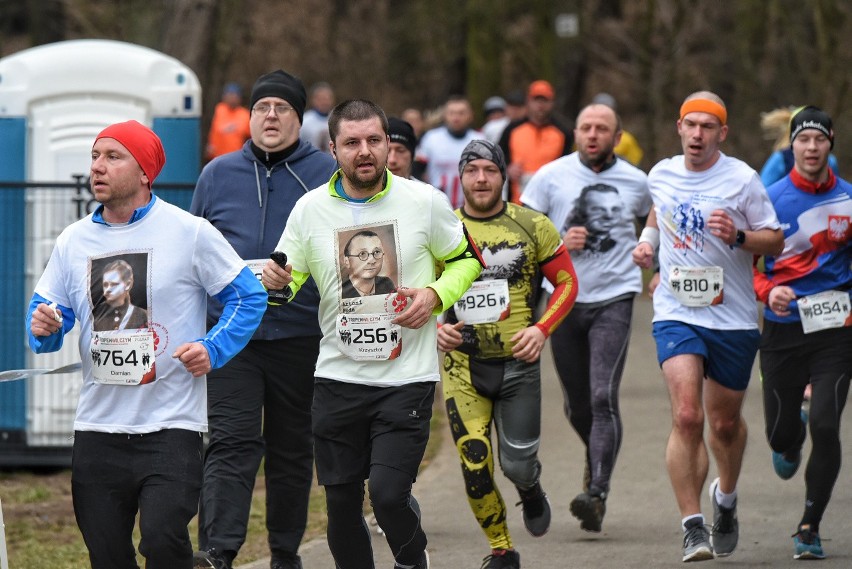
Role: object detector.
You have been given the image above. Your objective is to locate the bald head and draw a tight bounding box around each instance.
[683,90,725,107]
[575,104,622,170]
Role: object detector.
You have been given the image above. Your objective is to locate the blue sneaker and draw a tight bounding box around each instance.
[793,525,825,560]
[772,409,807,480]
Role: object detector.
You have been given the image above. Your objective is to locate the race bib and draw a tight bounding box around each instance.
[90,329,156,385]
[246,259,266,282]
[669,266,724,307]
[454,279,511,325]
[336,313,402,361]
[798,290,852,334]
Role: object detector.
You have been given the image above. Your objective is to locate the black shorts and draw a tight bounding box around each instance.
[760,320,852,388]
[312,377,436,486]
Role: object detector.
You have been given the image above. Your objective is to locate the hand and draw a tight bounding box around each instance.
[563,226,588,252]
[437,321,465,352]
[172,342,211,377]
[632,242,655,268]
[510,326,546,363]
[31,303,63,337]
[261,258,292,290]
[708,209,737,245]
[392,287,440,329]
[647,271,661,298]
[768,285,796,317]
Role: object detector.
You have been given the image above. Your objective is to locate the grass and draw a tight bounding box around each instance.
[1,403,445,568]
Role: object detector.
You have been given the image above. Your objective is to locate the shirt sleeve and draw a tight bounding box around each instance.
[201,266,266,369]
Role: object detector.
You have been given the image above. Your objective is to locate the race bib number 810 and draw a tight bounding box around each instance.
[669,266,724,307]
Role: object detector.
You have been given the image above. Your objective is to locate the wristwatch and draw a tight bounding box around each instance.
[734,230,746,247]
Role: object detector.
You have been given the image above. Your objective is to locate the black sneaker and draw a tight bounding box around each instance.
[394,550,429,569]
[193,548,232,569]
[516,482,551,537]
[270,550,303,569]
[569,491,606,533]
[480,549,521,569]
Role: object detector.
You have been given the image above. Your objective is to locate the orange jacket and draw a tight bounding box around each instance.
[206,102,251,160]
[500,118,573,203]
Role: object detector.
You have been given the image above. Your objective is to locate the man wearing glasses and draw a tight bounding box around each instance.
[191,70,336,569]
[341,230,397,298]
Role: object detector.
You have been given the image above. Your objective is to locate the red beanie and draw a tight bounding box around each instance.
[94,120,166,187]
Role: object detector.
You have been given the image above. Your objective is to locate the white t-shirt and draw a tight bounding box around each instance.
[34,199,247,433]
[300,109,331,153]
[277,174,464,387]
[649,153,781,329]
[482,117,510,144]
[522,153,651,303]
[416,126,483,209]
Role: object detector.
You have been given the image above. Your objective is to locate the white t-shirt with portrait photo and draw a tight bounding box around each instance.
[522,152,651,303]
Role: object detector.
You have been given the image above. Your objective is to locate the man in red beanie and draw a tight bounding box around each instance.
[26,120,266,569]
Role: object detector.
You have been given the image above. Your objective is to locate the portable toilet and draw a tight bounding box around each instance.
[0,39,201,465]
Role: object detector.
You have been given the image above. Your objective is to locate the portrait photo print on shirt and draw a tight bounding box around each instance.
[90,251,151,332]
[336,222,400,303]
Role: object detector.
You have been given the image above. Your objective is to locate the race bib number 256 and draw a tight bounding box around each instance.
[336,313,402,361]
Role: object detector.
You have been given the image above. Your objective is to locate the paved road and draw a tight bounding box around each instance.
[243,297,852,568]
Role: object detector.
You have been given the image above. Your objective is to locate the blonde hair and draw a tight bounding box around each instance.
[760,107,796,151]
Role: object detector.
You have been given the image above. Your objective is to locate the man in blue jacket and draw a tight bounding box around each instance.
[191,69,337,569]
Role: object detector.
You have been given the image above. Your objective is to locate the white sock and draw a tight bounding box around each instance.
[715,485,737,509]
[682,513,704,531]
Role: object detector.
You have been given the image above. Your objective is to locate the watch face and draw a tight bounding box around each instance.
[736,230,746,245]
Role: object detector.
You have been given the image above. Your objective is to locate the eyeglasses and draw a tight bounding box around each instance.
[252,103,294,115]
[346,249,384,261]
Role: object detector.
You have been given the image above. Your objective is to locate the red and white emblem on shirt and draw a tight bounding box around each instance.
[828,215,851,242]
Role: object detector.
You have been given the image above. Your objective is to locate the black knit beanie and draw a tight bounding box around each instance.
[790,106,834,149]
[387,117,417,157]
[250,70,307,124]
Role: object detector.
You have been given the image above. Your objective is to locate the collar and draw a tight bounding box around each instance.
[790,166,836,194]
[251,139,299,168]
[328,169,392,202]
[92,194,157,226]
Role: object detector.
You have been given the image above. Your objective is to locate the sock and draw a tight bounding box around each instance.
[715,485,737,509]
[682,514,704,531]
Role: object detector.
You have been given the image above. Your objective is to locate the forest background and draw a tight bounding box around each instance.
[2,0,851,173]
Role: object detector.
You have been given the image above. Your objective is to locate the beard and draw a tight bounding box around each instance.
[343,161,386,190]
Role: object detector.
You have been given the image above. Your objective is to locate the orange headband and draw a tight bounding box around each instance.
[679,99,727,125]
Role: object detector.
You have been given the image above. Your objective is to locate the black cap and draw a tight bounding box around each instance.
[790,105,834,149]
[250,70,307,124]
[387,117,417,157]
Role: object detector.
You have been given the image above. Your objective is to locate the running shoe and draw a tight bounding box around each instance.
[772,409,808,480]
[480,549,520,569]
[682,519,713,562]
[193,548,232,569]
[569,491,606,533]
[708,477,738,556]
[516,482,551,537]
[394,550,429,569]
[793,525,825,560]
[270,550,303,569]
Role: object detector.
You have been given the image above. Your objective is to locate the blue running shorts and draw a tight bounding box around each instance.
[652,320,760,391]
